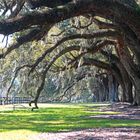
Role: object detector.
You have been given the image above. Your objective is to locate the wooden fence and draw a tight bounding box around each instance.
[0,97,31,105]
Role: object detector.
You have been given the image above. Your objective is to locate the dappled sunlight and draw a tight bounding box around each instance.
[0,130,37,140]
[0,103,139,134]
[83,110,120,115]
[47,120,66,124]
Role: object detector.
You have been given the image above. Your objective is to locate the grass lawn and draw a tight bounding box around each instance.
[0,103,140,140]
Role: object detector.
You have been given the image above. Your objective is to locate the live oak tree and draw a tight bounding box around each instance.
[0,0,140,109]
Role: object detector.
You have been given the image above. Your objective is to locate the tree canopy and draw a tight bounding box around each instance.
[0,0,140,109]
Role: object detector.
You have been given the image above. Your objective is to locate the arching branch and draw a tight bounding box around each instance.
[29,39,116,109]
[0,0,139,39]
[55,73,87,101]
[82,58,111,70]
[92,18,119,30]
[27,0,72,9]
[29,29,118,73]
[6,64,32,101]
[0,25,52,58]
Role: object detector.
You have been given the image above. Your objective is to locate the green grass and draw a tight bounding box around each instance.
[0,103,139,133]
[0,103,139,139]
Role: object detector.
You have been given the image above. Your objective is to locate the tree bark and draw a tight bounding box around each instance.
[117,37,140,105]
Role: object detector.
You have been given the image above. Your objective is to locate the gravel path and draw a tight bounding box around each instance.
[30,128,140,140]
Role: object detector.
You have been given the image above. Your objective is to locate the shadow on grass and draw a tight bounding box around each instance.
[0,104,140,133]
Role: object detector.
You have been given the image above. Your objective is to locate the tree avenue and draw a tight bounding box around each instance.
[0,0,140,109]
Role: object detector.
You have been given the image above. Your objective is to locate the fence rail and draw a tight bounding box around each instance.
[0,97,31,105]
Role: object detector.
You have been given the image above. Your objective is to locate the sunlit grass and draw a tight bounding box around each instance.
[0,130,37,140]
[0,103,139,139]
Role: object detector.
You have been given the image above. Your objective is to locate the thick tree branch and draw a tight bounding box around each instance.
[82,58,111,70]
[27,0,72,9]
[93,18,119,30]
[29,30,118,73]
[0,25,52,58]
[0,0,140,39]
